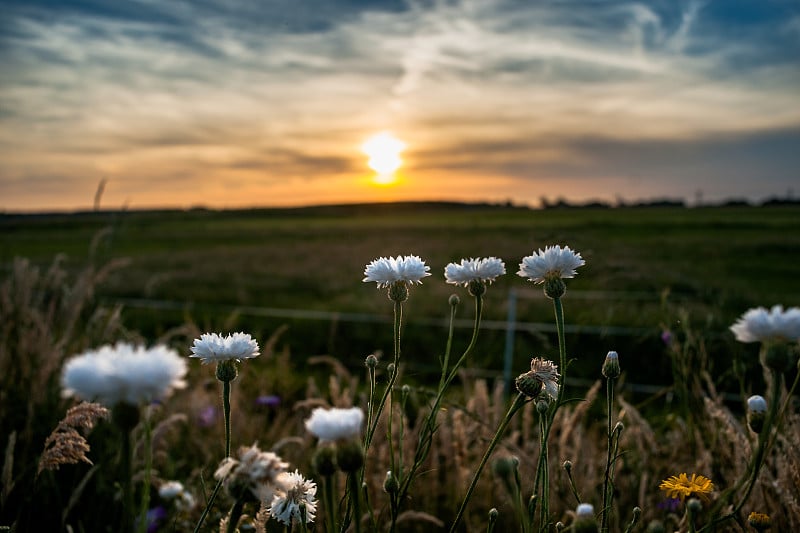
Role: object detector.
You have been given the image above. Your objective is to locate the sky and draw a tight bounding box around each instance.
[1,0,799,212]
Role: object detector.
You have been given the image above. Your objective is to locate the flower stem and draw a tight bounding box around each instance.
[349,473,362,533]
[450,393,528,533]
[398,294,483,503]
[537,413,550,532]
[223,378,232,458]
[601,377,616,533]
[225,498,245,533]
[136,409,153,533]
[121,427,133,533]
[323,474,337,533]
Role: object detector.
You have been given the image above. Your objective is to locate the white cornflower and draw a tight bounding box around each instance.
[515,358,560,400]
[215,443,289,502]
[747,395,767,414]
[61,342,187,406]
[304,407,364,442]
[729,305,800,343]
[159,481,195,510]
[269,470,317,525]
[444,257,506,286]
[576,503,595,518]
[158,481,185,500]
[190,332,260,364]
[517,245,585,284]
[363,255,431,288]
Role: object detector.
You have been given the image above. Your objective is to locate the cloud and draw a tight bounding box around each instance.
[1,0,799,210]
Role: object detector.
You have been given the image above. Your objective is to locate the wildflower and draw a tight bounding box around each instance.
[515,358,559,400]
[747,395,768,433]
[197,405,218,427]
[363,255,430,301]
[659,473,714,502]
[747,512,771,531]
[573,503,598,533]
[61,342,187,407]
[444,257,506,290]
[215,443,289,503]
[730,305,800,343]
[304,406,364,442]
[158,480,195,510]
[190,332,260,365]
[138,506,167,533]
[518,245,585,298]
[363,255,431,288]
[255,394,281,408]
[269,470,317,525]
[601,350,621,379]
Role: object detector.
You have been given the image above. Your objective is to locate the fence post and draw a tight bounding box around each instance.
[503,287,517,395]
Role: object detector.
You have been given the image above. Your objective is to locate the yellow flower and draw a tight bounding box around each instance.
[659,473,714,502]
[747,512,771,531]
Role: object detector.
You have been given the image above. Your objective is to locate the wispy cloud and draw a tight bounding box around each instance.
[1,0,799,210]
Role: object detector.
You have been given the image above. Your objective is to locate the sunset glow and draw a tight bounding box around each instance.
[362,132,406,185]
[1,1,799,211]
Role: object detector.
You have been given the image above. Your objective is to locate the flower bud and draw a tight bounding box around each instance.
[491,455,518,481]
[543,277,566,299]
[515,372,543,399]
[468,279,486,297]
[365,354,378,369]
[687,497,703,514]
[747,395,767,433]
[388,281,409,302]
[562,460,573,474]
[383,470,399,494]
[386,363,395,376]
[336,439,365,473]
[312,445,337,477]
[536,398,550,414]
[215,360,238,382]
[488,508,498,522]
[601,351,620,379]
[645,520,666,533]
[449,294,461,307]
[763,343,794,373]
[555,522,565,532]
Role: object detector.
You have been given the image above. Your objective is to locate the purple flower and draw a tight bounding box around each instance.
[136,506,168,533]
[197,405,218,427]
[661,330,673,346]
[657,497,681,512]
[255,395,281,408]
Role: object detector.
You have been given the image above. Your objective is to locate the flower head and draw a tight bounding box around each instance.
[515,358,560,400]
[363,255,431,288]
[730,305,800,343]
[215,443,289,503]
[747,395,768,433]
[659,473,714,502]
[517,245,585,284]
[747,512,771,531]
[444,257,506,287]
[576,503,595,518]
[158,481,185,500]
[190,332,260,364]
[61,342,187,407]
[304,407,364,442]
[269,470,317,525]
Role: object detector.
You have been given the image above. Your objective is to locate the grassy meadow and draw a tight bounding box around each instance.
[1,202,799,532]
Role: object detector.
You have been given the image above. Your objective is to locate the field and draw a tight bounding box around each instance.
[1,202,799,532]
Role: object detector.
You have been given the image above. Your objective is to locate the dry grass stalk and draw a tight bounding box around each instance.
[37,402,109,476]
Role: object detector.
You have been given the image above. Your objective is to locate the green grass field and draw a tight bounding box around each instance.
[2,202,799,387]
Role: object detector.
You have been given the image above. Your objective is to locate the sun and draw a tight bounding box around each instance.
[361,131,406,184]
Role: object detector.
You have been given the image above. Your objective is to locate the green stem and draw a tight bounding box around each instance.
[537,414,550,532]
[601,377,616,533]
[364,301,402,452]
[121,428,133,533]
[223,379,232,458]
[398,295,483,502]
[450,393,528,533]
[323,474,337,533]
[136,410,153,533]
[193,476,225,533]
[349,473,362,533]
